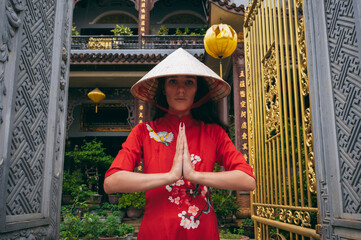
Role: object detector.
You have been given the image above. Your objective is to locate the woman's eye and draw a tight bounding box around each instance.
[186,80,195,85]
[168,79,177,84]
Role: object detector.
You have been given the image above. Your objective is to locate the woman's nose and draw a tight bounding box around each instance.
[177,84,185,93]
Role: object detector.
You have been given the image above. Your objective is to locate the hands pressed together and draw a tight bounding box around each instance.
[169,123,197,183]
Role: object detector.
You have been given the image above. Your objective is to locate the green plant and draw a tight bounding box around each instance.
[112,210,124,217]
[242,218,254,226]
[96,210,108,217]
[103,214,120,237]
[60,212,82,239]
[118,192,145,210]
[212,163,239,225]
[62,170,83,196]
[65,139,113,194]
[211,190,239,225]
[219,227,244,239]
[118,223,135,237]
[175,28,183,35]
[111,24,133,35]
[157,25,169,35]
[74,184,96,203]
[102,202,119,211]
[81,213,103,239]
[65,139,113,170]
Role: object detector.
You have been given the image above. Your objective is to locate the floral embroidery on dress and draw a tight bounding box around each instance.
[165,154,212,230]
[146,124,174,146]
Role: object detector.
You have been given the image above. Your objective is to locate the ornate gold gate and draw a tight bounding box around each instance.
[244,0,320,239]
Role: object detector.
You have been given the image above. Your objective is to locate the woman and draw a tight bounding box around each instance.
[104,48,256,240]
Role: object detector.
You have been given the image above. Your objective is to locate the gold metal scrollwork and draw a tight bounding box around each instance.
[297,13,309,96]
[278,208,311,227]
[263,44,281,140]
[304,108,317,193]
[257,227,262,239]
[256,206,275,219]
[270,233,287,240]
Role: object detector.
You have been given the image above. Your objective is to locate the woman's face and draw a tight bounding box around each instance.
[164,75,197,115]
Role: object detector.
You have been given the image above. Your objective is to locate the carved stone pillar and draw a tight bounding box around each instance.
[0,0,73,238]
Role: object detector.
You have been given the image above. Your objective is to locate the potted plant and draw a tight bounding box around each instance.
[99,213,120,240]
[157,25,169,35]
[118,192,145,219]
[108,192,122,204]
[118,223,135,240]
[66,139,114,203]
[111,24,133,36]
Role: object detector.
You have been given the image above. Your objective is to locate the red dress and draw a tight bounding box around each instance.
[105,113,255,240]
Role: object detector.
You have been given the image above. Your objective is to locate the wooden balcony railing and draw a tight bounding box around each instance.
[71,35,204,50]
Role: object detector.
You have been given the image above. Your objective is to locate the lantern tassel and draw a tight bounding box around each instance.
[95,104,98,113]
[220,58,223,79]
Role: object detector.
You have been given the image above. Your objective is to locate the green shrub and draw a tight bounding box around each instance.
[118,192,145,210]
[118,223,135,237]
[219,227,244,239]
[103,214,120,237]
[81,213,103,239]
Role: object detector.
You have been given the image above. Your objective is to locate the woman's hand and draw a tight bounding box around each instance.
[181,124,198,182]
[168,123,184,182]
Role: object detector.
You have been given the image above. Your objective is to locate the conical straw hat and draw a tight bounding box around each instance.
[131,48,230,102]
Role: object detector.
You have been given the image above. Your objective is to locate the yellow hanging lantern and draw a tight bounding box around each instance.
[87,88,106,113]
[204,24,237,78]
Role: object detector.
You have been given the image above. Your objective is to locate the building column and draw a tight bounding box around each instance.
[233,41,251,219]
[138,0,150,48]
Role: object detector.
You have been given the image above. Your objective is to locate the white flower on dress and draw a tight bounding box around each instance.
[166,185,172,192]
[191,220,200,229]
[168,196,174,203]
[178,211,201,229]
[180,218,192,229]
[175,179,184,186]
[190,154,201,165]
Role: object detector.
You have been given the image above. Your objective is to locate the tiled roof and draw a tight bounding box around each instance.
[70,52,205,65]
[209,0,246,14]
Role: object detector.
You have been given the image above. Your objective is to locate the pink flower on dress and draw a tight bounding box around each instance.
[174,197,180,205]
[188,205,199,216]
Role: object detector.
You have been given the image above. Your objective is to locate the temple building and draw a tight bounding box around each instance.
[67,0,249,159]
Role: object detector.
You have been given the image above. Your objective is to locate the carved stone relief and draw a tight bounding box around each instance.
[324,0,361,214]
[0,0,73,237]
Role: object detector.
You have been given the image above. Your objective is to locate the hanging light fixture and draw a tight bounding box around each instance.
[204,24,237,78]
[87,88,106,113]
